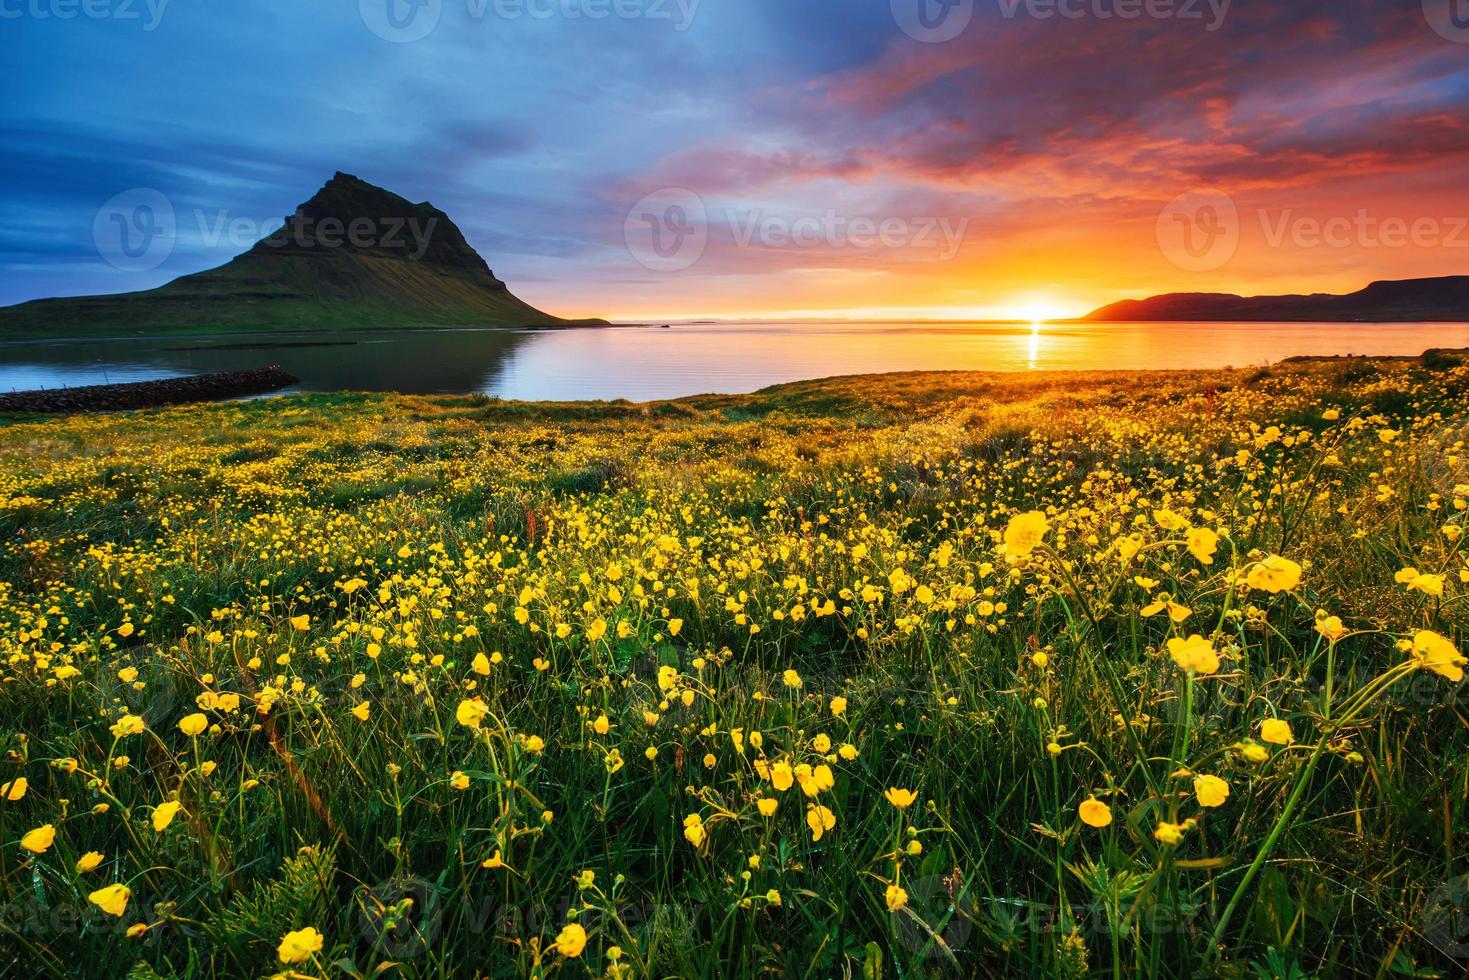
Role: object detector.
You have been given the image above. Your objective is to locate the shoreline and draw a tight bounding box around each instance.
[2,347,1464,416]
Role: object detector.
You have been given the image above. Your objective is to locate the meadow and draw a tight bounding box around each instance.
[0,359,1465,978]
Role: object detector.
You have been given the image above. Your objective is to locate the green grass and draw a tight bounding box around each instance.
[0,363,1465,978]
[0,252,598,340]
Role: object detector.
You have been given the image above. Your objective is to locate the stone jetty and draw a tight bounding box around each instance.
[0,365,298,414]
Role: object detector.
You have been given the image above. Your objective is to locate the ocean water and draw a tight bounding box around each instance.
[2,320,1467,402]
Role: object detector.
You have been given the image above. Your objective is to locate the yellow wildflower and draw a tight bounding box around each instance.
[884,787,918,809]
[1078,798,1112,828]
[1167,635,1220,675]
[554,922,587,957]
[89,884,130,917]
[1410,630,1466,682]
[1260,718,1294,745]
[1193,774,1230,808]
[1246,555,1302,593]
[277,926,324,964]
[1003,511,1049,562]
[21,824,55,854]
[152,800,183,832]
[456,698,489,729]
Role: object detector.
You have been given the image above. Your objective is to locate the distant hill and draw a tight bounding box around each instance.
[1084,276,1469,322]
[0,172,604,338]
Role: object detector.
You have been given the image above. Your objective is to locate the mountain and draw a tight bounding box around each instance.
[0,172,604,338]
[1084,276,1469,322]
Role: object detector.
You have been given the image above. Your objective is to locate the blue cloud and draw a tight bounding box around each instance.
[3,0,1466,311]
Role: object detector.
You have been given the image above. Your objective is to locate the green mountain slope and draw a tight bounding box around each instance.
[0,172,603,339]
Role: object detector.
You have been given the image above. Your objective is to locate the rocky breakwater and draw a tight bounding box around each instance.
[0,365,298,413]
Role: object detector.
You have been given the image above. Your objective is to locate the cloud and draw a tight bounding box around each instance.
[3,0,1466,315]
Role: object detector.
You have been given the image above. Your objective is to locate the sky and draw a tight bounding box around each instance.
[2,0,1468,321]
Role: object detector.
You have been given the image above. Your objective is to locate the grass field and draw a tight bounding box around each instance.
[0,360,1466,978]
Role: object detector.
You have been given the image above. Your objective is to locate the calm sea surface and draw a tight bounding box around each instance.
[3,321,1468,402]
